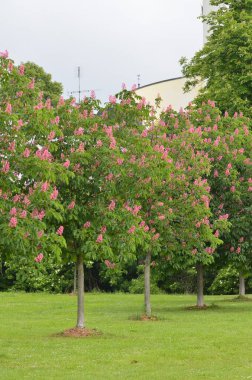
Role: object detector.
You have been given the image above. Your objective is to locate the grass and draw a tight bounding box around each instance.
[1,293,252,379]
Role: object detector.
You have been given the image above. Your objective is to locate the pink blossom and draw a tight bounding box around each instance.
[23,148,30,158]
[96,234,103,243]
[139,221,146,228]
[36,148,52,161]
[144,225,150,232]
[50,187,58,200]
[8,141,15,152]
[13,195,20,203]
[104,260,116,269]
[128,225,136,234]
[23,196,31,206]
[109,95,116,104]
[57,226,64,235]
[230,186,236,192]
[19,64,25,75]
[5,103,12,114]
[0,50,8,58]
[57,96,65,107]
[109,137,116,149]
[214,169,219,178]
[236,247,241,254]
[34,102,43,110]
[152,233,160,240]
[9,208,17,216]
[192,249,197,255]
[214,230,220,238]
[68,200,75,209]
[28,78,35,89]
[141,130,148,137]
[37,230,44,238]
[108,200,116,211]
[41,181,49,192]
[105,173,114,181]
[100,226,107,233]
[45,98,52,109]
[219,214,229,220]
[20,210,27,218]
[117,158,124,165]
[34,253,44,263]
[90,90,96,99]
[63,160,70,168]
[132,205,141,215]
[74,127,84,136]
[83,221,91,228]
[230,246,235,252]
[225,169,230,176]
[205,247,214,254]
[96,140,103,147]
[1,160,10,173]
[9,217,18,228]
[48,131,56,141]
[158,215,165,220]
[37,210,46,220]
[16,91,23,97]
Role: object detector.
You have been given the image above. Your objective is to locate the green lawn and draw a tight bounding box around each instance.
[0,293,252,379]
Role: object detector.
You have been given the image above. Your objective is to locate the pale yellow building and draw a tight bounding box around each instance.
[135,77,202,112]
[135,1,215,112]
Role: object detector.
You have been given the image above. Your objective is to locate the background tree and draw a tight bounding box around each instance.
[161,101,252,302]
[0,52,67,277]
[180,0,252,116]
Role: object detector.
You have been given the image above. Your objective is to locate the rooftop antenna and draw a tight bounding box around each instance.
[77,66,81,103]
[137,74,141,88]
[68,66,101,101]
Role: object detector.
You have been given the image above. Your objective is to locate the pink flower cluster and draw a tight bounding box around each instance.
[128,225,136,234]
[34,253,44,263]
[96,234,103,243]
[50,187,58,200]
[108,200,116,211]
[83,221,91,228]
[57,226,64,235]
[36,148,52,161]
[9,217,18,228]
[104,260,116,269]
[219,214,229,220]
[31,209,46,220]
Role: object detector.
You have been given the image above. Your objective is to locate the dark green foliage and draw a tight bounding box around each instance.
[180,0,252,115]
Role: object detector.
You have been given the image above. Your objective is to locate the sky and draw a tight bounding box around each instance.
[1,0,203,103]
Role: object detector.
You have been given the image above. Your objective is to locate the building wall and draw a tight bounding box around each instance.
[135,77,201,112]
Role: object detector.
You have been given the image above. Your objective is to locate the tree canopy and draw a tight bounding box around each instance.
[180,0,252,115]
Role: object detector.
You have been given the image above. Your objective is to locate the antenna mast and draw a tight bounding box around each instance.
[77,66,81,103]
[137,74,141,88]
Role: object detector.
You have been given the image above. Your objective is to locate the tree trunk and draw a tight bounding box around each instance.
[144,252,151,317]
[239,273,245,296]
[73,262,77,293]
[196,263,204,307]
[76,255,85,328]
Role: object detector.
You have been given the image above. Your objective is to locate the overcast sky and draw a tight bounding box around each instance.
[1,0,203,102]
